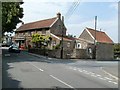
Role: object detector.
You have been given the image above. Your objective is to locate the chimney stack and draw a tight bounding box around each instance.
[62,16,64,23]
[22,21,24,25]
[57,12,61,19]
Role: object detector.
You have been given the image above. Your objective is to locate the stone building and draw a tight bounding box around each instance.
[14,12,114,60]
[13,13,67,49]
[79,27,114,60]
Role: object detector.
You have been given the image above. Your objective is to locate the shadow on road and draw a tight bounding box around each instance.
[2,53,22,88]
[2,49,77,89]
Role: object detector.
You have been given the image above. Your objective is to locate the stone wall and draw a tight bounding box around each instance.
[71,49,89,59]
[96,43,114,60]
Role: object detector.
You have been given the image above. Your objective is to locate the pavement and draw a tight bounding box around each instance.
[2,49,119,89]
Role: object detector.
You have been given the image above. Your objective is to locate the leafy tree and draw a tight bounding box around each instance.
[114,43,120,58]
[53,43,61,49]
[32,33,52,48]
[114,43,120,52]
[2,2,24,35]
[67,34,76,38]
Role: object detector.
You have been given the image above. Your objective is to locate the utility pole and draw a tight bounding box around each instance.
[61,16,64,59]
[94,16,97,59]
[61,29,63,59]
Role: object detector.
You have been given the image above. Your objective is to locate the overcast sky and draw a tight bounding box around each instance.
[18,0,119,43]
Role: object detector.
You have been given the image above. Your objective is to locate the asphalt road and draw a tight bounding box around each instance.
[2,49,119,89]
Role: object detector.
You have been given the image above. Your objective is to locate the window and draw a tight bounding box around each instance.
[88,47,92,54]
[52,40,56,46]
[67,42,70,47]
[76,43,81,49]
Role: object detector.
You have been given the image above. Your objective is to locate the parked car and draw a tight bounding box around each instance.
[8,44,20,53]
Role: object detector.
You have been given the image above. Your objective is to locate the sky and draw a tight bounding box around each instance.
[18,0,119,43]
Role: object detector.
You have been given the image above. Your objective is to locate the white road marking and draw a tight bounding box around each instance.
[110,82,118,85]
[98,77,106,80]
[108,81,118,85]
[78,70,83,72]
[84,72,90,75]
[68,66,118,85]
[89,72,95,75]
[82,70,87,72]
[73,68,77,70]
[101,67,118,80]
[96,74,101,77]
[108,81,112,83]
[104,77,113,80]
[91,74,97,77]
[29,62,44,72]
[50,75,74,88]
[4,54,10,56]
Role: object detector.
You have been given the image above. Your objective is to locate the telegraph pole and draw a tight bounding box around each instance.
[61,16,64,59]
[94,16,97,59]
[61,29,63,59]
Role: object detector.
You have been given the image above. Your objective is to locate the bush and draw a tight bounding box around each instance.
[53,44,61,49]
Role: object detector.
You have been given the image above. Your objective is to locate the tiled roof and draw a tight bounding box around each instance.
[86,28,113,43]
[16,17,57,32]
[57,35,76,41]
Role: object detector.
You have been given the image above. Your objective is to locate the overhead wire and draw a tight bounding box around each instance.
[65,0,80,22]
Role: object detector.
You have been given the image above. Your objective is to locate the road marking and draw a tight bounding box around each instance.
[98,77,106,80]
[101,67,118,80]
[107,81,118,85]
[84,72,90,75]
[78,70,83,72]
[4,54,10,56]
[89,72,95,75]
[110,81,118,85]
[104,77,113,80]
[50,75,74,88]
[73,68,77,70]
[82,70,87,72]
[29,62,44,72]
[96,74,101,77]
[91,74,97,77]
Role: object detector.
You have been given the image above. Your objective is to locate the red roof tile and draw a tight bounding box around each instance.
[86,28,113,43]
[16,17,57,32]
[56,35,76,41]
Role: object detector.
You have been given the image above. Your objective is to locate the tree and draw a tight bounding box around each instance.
[2,2,24,35]
[32,33,52,48]
[67,34,76,38]
[114,43,120,58]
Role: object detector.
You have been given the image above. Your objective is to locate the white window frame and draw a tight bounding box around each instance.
[76,43,81,49]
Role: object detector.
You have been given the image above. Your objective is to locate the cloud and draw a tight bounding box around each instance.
[66,17,118,42]
[21,2,70,23]
[109,3,118,10]
[19,1,118,43]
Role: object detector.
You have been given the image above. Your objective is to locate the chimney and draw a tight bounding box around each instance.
[57,12,61,19]
[62,16,64,23]
[21,21,24,25]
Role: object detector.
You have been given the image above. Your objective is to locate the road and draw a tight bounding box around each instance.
[2,48,119,89]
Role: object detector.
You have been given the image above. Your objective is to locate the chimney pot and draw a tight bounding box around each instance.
[21,21,24,25]
[57,12,61,19]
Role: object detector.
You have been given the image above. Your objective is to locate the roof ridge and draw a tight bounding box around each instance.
[23,17,57,25]
[86,27,104,33]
